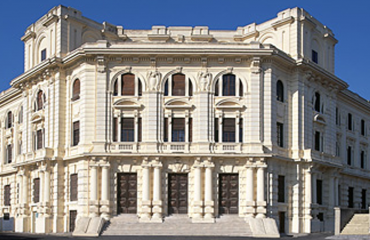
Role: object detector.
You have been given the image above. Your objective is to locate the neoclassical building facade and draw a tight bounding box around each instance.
[0,5,369,236]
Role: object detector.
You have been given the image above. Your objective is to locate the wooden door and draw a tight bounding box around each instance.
[69,210,77,232]
[279,211,285,233]
[219,174,239,214]
[168,173,188,214]
[117,173,137,214]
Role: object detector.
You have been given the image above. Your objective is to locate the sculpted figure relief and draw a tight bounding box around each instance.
[148,71,161,91]
[199,72,211,91]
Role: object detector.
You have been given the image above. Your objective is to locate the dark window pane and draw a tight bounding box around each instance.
[361,151,365,169]
[7,111,12,129]
[37,90,43,111]
[317,179,322,205]
[362,189,367,209]
[164,80,169,96]
[189,118,192,142]
[188,79,193,96]
[138,118,142,142]
[314,131,320,151]
[41,49,46,61]
[277,80,284,102]
[121,74,135,96]
[314,92,320,112]
[113,80,118,96]
[37,129,43,150]
[347,146,352,165]
[239,119,243,143]
[348,113,352,130]
[72,79,80,101]
[348,187,354,208]
[278,175,285,203]
[361,119,365,136]
[215,80,219,96]
[277,123,284,147]
[73,121,80,146]
[172,74,185,96]
[70,174,78,201]
[215,118,219,142]
[121,118,134,142]
[138,79,142,96]
[172,118,185,142]
[7,144,12,164]
[113,117,118,142]
[4,185,10,206]
[239,80,243,97]
[222,74,235,96]
[33,178,40,203]
[164,118,168,142]
[312,50,318,64]
[223,118,235,142]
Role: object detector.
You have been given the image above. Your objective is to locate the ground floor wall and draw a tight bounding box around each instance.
[0,156,370,234]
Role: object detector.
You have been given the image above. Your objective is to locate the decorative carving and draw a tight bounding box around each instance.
[148,71,161,91]
[199,71,211,91]
[96,56,106,73]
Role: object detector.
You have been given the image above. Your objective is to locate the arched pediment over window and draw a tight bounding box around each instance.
[164,98,193,109]
[314,113,326,125]
[31,112,44,123]
[113,99,142,109]
[215,98,245,110]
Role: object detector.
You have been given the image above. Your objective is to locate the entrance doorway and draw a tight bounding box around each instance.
[117,173,137,214]
[219,174,239,214]
[168,173,188,214]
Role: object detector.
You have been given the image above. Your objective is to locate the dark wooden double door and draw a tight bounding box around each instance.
[219,174,239,214]
[117,173,137,214]
[168,173,188,214]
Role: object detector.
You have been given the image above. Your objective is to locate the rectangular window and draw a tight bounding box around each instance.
[317,213,324,222]
[33,178,40,203]
[4,185,10,206]
[70,174,78,202]
[6,144,12,164]
[41,49,47,61]
[36,129,43,150]
[73,121,80,146]
[277,122,284,147]
[113,117,118,142]
[164,118,168,142]
[138,118,142,142]
[312,50,318,64]
[278,175,285,203]
[336,108,339,125]
[121,74,135,96]
[347,146,352,165]
[317,179,323,205]
[314,131,321,151]
[172,118,185,142]
[348,113,352,131]
[222,118,235,142]
[121,118,134,142]
[361,119,366,136]
[361,151,365,169]
[348,187,354,208]
[215,118,219,142]
[362,189,367,209]
[172,74,185,96]
[239,119,243,143]
[222,75,236,96]
[189,118,192,142]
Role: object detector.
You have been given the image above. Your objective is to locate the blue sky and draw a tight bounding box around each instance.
[0,1,369,99]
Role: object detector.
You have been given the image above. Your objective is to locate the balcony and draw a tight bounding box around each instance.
[161,143,190,153]
[213,143,242,154]
[110,143,140,153]
[25,148,54,161]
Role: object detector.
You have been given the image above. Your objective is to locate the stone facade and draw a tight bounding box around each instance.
[0,5,369,235]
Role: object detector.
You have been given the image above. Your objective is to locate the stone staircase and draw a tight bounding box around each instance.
[341,213,369,235]
[102,214,253,236]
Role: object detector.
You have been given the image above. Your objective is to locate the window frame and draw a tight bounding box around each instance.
[276,80,284,102]
[72,121,80,146]
[277,122,284,148]
[4,185,10,206]
[72,79,81,101]
[70,174,78,202]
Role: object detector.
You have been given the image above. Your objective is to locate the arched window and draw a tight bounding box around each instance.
[163,73,192,97]
[6,111,12,129]
[37,90,44,111]
[72,79,80,101]
[113,80,118,96]
[121,73,135,96]
[214,74,243,97]
[276,80,284,102]
[314,92,321,112]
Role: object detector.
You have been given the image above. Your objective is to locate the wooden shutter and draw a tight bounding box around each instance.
[4,185,10,206]
[33,178,40,203]
[70,174,78,201]
[37,129,43,149]
[113,117,118,142]
[172,74,185,96]
[189,118,192,142]
[72,79,80,101]
[138,118,142,142]
[164,118,168,142]
[73,121,80,146]
[122,74,135,96]
[173,118,185,130]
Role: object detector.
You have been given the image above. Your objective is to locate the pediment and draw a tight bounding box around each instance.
[31,112,44,123]
[215,99,244,109]
[113,99,141,109]
[314,113,326,125]
[165,99,193,109]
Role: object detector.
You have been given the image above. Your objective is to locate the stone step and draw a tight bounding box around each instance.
[341,213,370,235]
[102,214,252,236]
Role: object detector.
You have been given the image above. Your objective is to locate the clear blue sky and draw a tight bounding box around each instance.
[1,1,369,99]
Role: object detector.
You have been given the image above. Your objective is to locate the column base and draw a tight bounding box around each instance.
[15,216,29,232]
[35,215,52,233]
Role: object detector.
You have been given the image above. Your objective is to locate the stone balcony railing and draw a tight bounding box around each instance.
[25,148,54,161]
[110,142,140,153]
[212,143,242,154]
[161,143,190,153]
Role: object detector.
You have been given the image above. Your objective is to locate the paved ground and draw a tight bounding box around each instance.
[0,233,335,240]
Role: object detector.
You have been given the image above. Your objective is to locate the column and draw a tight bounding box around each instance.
[140,163,151,222]
[89,165,99,217]
[256,166,266,218]
[152,161,163,222]
[192,165,203,220]
[245,165,255,218]
[304,168,312,233]
[100,165,110,220]
[204,162,215,221]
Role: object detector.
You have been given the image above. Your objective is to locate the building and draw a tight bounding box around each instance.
[0,5,369,236]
